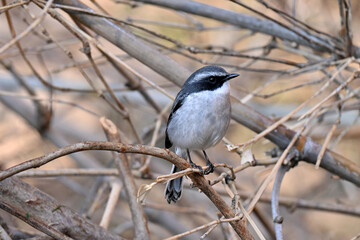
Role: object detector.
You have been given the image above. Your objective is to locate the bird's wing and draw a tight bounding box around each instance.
[165,91,188,149]
[165,128,172,148]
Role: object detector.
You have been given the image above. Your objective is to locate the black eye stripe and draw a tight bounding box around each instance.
[209,75,225,83]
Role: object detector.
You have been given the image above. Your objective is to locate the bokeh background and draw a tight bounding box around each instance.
[0,0,359,239]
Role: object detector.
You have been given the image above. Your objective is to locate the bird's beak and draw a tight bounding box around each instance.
[224,73,239,81]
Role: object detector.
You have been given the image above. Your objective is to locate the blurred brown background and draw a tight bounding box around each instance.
[0,0,359,239]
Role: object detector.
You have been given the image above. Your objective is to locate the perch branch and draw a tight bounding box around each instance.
[0,141,254,239]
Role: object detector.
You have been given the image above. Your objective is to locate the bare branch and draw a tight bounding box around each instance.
[53,0,187,86]
[271,165,291,240]
[0,141,254,239]
[0,177,125,239]
[0,224,12,240]
[100,117,150,240]
[51,0,360,187]
[132,0,353,55]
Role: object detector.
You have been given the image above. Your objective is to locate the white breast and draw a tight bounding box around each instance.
[167,82,231,150]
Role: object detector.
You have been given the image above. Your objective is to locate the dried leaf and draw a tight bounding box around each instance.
[137,182,158,205]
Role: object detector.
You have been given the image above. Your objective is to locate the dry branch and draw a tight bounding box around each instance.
[0,176,125,240]
[51,0,360,187]
[1,1,359,239]
[133,0,353,55]
[231,102,360,186]
[0,141,254,239]
[99,180,122,229]
[0,224,12,240]
[101,117,150,240]
[53,0,186,85]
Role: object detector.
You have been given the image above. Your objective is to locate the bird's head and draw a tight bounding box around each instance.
[183,65,239,92]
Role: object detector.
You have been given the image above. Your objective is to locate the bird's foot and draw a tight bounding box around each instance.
[203,162,215,175]
[190,162,204,174]
[225,173,235,183]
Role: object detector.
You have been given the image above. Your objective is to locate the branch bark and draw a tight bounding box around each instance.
[133,0,343,53]
[52,0,360,186]
[231,102,360,186]
[0,141,254,239]
[100,117,150,240]
[0,176,125,240]
[53,0,186,86]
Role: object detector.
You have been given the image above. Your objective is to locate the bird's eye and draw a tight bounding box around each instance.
[209,77,216,83]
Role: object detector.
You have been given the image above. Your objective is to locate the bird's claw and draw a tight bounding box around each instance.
[225,173,235,184]
[190,162,204,174]
[203,163,215,175]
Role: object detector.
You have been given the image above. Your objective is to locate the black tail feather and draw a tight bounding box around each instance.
[164,165,183,204]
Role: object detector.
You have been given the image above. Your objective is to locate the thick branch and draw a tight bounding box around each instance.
[53,0,186,86]
[0,141,254,239]
[0,176,124,240]
[8,0,360,186]
[133,0,340,53]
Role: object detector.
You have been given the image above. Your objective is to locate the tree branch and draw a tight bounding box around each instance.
[53,0,187,86]
[51,0,360,187]
[231,102,360,186]
[133,0,350,54]
[0,176,125,240]
[0,141,254,239]
[100,117,150,240]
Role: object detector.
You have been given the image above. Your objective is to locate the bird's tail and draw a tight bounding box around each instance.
[164,148,186,204]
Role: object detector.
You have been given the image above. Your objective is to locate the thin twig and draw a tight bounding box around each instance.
[299,70,358,120]
[315,124,338,169]
[0,140,254,239]
[0,0,30,13]
[271,164,291,240]
[16,168,118,177]
[164,216,241,240]
[0,89,100,117]
[99,180,123,229]
[246,128,304,213]
[139,102,171,174]
[100,117,150,240]
[238,58,353,148]
[0,225,12,240]
[225,190,360,217]
[224,180,266,240]
[2,2,53,130]
[0,0,54,54]
[230,0,340,54]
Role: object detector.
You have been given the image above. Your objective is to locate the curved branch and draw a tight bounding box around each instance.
[0,141,254,240]
[51,0,360,187]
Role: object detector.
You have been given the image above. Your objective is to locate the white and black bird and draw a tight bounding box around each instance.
[164,65,239,203]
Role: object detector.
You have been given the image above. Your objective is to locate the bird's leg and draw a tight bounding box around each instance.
[203,150,215,175]
[187,149,203,173]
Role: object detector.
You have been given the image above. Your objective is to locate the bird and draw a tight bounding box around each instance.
[164,65,239,204]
